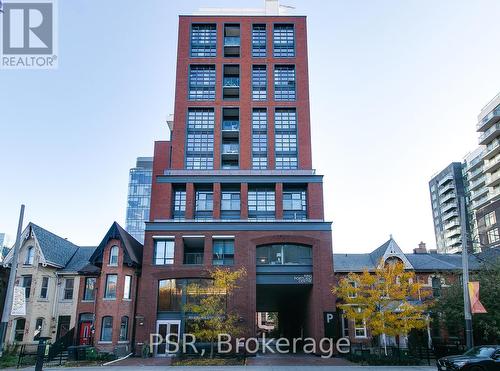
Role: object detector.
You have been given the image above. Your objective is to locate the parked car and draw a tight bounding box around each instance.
[437,345,500,370]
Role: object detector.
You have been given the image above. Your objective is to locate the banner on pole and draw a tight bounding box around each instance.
[468,281,487,314]
[11,286,26,316]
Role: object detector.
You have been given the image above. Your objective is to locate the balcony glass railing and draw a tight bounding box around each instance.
[468,166,484,178]
[469,175,485,189]
[224,36,240,46]
[223,77,240,87]
[222,144,239,154]
[479,122,500,142]
[477,106,500,129]
[222,120,239,131]
[184,252,203,265]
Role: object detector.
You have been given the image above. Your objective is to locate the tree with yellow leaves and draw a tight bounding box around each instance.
[185,267,247,358]
[332,259,428,355]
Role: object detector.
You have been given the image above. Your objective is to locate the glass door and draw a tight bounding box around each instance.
[155,320,181,356]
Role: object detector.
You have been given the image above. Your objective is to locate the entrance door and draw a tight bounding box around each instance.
[155,320,180,356]
[79,321,92,345]
[56,316,71,340]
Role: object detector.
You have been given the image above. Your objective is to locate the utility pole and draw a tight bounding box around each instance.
[459,196,473,349]
[0,205,25,357]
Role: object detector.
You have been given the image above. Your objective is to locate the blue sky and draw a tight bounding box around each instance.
[1,0,499,252]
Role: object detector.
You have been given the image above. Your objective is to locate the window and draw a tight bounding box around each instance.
[223,24,240,57]
[248,187,275,219]
[34,318,43,340]
[189,65,216,100]
[119,316,129,341]
[256,244,312,265]
[196,190,213,219]
[63,278,74,300]
[275,108,298,169]
[487,228,500,244]
[221,191,240,219]
[354,307,367,338]
[213,239,234,265]
[158,279,182,312]
[186,108,214,169]
[104,274,118,299]
[252,24,266,57]
[154,240,175,265]
[39,277,49,299]
[341,313,349,338]
[283,189,307,220]
[100,316,113,342]
[274,65,296,101]
[124,275,132,300]
[25,246,34,265]
[273,24,295,57]
[83,277,96,301]
[223,64,240,100]
[431,276,442,298]
[252,108,268,169]
[109,245,119,266]
[485,211,496,227]
[252,65,267,100]
[190,24,216,57]
[347,281,357,298]
[173,188,186,219]
[22,275,32,298]
[14,318,25,342]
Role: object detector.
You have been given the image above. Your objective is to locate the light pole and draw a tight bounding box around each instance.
[459,196,473,349]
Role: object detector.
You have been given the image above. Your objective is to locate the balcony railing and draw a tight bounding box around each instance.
[184,252,203,265]
[222,144,239,154]
[479,122,500,144]
[477,106,500,130]
[438,174,453,186]
[222,120,239,131]
[223,77,240,87]
[224,36,240,46]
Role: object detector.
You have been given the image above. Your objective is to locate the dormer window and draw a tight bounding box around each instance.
[109,245,118,266]
[25,246,34,265]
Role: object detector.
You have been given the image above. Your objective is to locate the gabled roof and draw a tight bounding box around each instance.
[61,246,97,273]
[29,223,80,267]
[369,237,413,269]
[89,222,143,266]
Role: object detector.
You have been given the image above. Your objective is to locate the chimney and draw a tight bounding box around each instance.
[413,241,428,254]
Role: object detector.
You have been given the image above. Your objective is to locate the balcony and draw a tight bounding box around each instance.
[184,252,203,265]
[442,210,459,221]
[484,155,500,173]
[486,171,500,188]
[477,105,500,132]
[468,175,485,192]
[479,123,500,145]
[224,24,240,57]
[438,174,453,186]
[224,36,240,46]
[443,219,460,230]
[484,139,500,160]
[445,228,461,239]
[438,182,455,195]
[446,236,462,247]
[470,187,488,201]
[222,120,240,138]
[222,143,239,154]
[223,77,240,87]
[471,194,489,210]
[440,191,456,204]
[441,201,458,214]
[468,166,484,181]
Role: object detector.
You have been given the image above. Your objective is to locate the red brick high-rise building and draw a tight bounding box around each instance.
[134,0,335,355]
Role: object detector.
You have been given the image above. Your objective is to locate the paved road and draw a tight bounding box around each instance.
[38,366,437,371]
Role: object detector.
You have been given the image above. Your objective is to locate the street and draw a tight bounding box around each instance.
[25,366,438,371]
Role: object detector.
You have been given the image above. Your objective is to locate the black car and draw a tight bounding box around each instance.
[437,346,500,371]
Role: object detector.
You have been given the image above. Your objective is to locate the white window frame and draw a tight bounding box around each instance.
[123,275,132,300]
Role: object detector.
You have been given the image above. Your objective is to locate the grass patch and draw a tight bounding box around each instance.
[172,357,245,366]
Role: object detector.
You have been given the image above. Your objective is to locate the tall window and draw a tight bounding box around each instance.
[354,307,367,338]
[252,109,268,169]
[22,275,32,298]
[39,277,49,299]
[195,190,213,219]
[100,316,113,341]
[83,277,96,301]
[283,188,307,220]
[25,246,34,265]
[64,278,74,300]
[186,108,214,169]
[189,65,216,100]
[213,239,235,265]
[248,187,275,219]
[34,318,44,340]
[173,187,187,219]
[221,191,240,219]
[252,65,267,101]
[274,65,296,101]
[104,274,118,299]
[256,244,312,265]
[275,108,298,169]
[252,24,266,57]
[119,316,129,341]
[485,211,496,227]
[273,24,295,57]
[109,245,119,266]
[154,240,175,265]
[190,24,216,57]
[487,228,500,244]
[123,275,132,300]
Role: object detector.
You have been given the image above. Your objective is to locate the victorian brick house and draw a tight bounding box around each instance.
[74,222,142,355]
